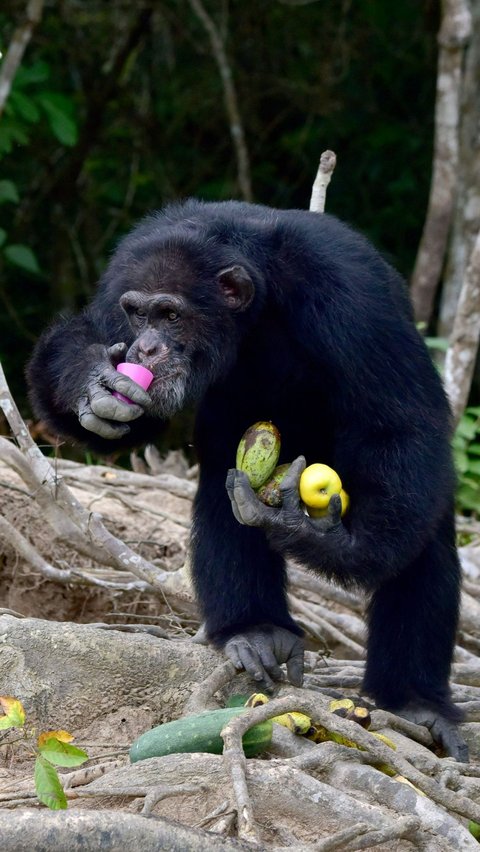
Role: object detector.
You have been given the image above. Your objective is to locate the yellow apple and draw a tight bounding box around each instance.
[299,463,342,509]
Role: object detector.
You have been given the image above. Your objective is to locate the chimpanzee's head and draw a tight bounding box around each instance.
[108,231,261,418]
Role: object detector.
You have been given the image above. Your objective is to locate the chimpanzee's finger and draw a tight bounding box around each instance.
[279,456,306,512]
[327,493,342,526]
[285,646,304,687]
[225,637,271,685]
[226,469,247,524]
[236,643,276,690]
[106,370,151,407]
[106,342,128,366]
[78,408,131,439]
[223,639,245,671]
[226,470,270,527]
[430,718,469,763]
[255,644,284,682]
[89,388,144,422]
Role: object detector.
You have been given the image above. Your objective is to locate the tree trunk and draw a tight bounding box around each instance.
[409,0,471,326]
[444,229,480,425]
[438,0,480,340]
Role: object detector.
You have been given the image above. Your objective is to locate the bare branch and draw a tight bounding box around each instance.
[0,0,45,118]
[309,150,337,213]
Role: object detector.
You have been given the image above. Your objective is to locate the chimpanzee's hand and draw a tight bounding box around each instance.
[224,624,304,691]
[226,455,343,536]
[396,703,469,762]
[77,343,151,439]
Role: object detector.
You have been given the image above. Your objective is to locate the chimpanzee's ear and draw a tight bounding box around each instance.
[217,265,254,311]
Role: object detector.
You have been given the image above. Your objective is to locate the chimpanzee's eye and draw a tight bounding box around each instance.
[135,309,146,320]
[167,310,179,323]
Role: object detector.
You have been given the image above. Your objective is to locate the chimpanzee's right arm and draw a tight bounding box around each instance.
[27,308,159,452]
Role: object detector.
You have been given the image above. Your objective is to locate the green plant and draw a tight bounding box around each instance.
[0,696,88,809]
[452,407,480,514]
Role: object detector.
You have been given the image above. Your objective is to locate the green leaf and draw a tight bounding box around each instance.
[467,443,480,456]
[466,460,480,476]
[454,451,469,474]
[0,229,7,247]
[9,91,40,123]
[466,407,480,418]
[459,476,480,491]
[4,244,41,274]
[34,755,67,810]
[455,417,478,441]
[37,93,78,147]
[0,696,26,727]
[38,737,88,767]
[0,180,19,204]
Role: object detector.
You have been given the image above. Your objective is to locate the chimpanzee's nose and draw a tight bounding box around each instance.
[138,331,161,357]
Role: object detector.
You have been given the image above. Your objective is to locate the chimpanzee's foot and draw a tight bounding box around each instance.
[396,703,468,762]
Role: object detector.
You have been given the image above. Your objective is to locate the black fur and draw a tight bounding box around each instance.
[27,199,462,720]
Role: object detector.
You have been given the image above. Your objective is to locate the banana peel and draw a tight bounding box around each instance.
[272,712,312,735]
[329,698,355,716]
[243,694,396,763]
[245,693,270,708]
[244,694,312,736]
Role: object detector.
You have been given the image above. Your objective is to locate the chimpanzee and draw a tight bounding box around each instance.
[27,198,467,759]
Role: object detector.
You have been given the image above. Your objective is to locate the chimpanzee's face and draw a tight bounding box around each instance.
[119,259,255,418]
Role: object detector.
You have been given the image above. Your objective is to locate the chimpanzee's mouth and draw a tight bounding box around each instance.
[150,371,182,386]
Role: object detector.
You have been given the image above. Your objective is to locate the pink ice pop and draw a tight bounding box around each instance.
[113,362,154,405]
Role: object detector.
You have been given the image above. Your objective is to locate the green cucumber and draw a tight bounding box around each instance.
[129,707,272,763]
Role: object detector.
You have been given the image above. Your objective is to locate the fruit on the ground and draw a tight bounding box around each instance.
[307,724,359,748]
[129,707,273,762]
[245,693,270,707]
[329,698,355,716]
[236,422,281,489]
[256,464,291,507]
[347,706,372,729]
[271,712,312,735]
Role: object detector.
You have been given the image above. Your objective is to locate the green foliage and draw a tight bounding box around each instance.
[453,408,480,514]
[0,695,88,809]
[0,59,78,154]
